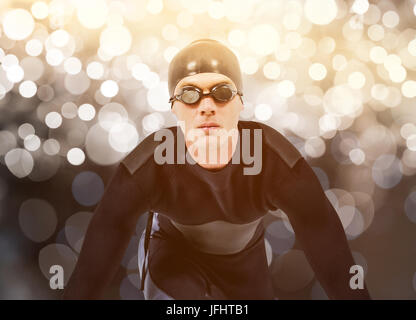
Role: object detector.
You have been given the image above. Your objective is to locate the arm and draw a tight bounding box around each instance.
[62,163,149,299]
[274,158,371,300]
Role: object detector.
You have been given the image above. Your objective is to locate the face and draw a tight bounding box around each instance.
[171,72,243,138]
[171,72,244,169]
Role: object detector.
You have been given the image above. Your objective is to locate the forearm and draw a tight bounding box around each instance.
[297,205,371,300]
[62,214,135,299]
[62,163,148,299]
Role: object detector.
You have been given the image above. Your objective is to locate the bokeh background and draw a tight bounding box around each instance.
[0,0,416,300]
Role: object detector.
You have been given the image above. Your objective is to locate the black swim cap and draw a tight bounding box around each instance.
[168,39,243,99]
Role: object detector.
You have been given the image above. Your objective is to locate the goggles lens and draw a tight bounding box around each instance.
[171,84,241,106]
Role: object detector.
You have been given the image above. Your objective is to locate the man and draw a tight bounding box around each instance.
[63,39,371,300]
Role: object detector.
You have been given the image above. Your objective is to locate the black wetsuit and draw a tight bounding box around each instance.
[89,120,363,300]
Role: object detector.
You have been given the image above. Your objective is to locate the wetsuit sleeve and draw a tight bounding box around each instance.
[62,162,149,299]
[273,157,371,299]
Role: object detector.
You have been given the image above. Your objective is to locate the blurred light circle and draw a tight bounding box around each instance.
[20,57,44,81]
[2,54,19,70]
[348,71,366,89]
[283,13,301,30]
[86,123,126,165]
[308,63,327,81]
[78,104,96,121]
[254,104,272,121]
[372,154,402,189]
[64,57,82,75]
[25,39,43,56]
[303,86,323,106]
[2,9,35,41]
[142,112,165,133]
[345,207,365,239]
[405,192,416,223]
[77,0,109,29]
[371,83,389,100]
[31,2,49,20]
[61,102,78,119]
[408,39,416,56]
[39,243,77,286]
[19,80,37,98]
[332,54,347,71]
[132,63,150,81]
[369,46,387,64]
[318,37,336,54]
[162,24,178,41]
[98,102,129,131]
[351,0,369,15]
[176,11,194,28]
[72,171,105,206]
[349,148,366,165]
[65,212,93,253]
[241,57,258,75]
[18,123,35,139]
[278,80,295,98]
[64,71,91,95]
[304,0,337,25]
[271,249,315,292]
[100,80,119,98]
[389,66,406,83]
[147,81,170,112]
[401,123,416,140]
[408,135,416,151]
[263,61,281,80]
[0,131,17,156]
[143,72,160,89]
[383,86,402,108]
[228,29,246,47]
[37,85,55,102]
[43,138,60,156]
[163,46,180,63]
[109,122,139,153]
[45,112,62,129]
[367,24,384,42]
[50,29,70,48]
[100,25,132,57]
[382,10,399,29]
[208,0,225,19]
[304,137,325,158]
[323,85,362,117]
[0,85,5,100]
[24,134,41,151]
[67,148,85,166]
[46,48,64,66]
[6,65,24,83]
[264,238,273,267]
[248,24,279,56]
[275,44,292,61]
[297,38,316,59]
[402,80,416,98]
[86,61,104,80]
[384,54,401,70]
[5,148,34,178]
[265,219,295,254]
[19,198,57,242]
[285,32,302,49]
[147,0,164,14]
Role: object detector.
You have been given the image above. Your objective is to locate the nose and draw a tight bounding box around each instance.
[197,95,216,116]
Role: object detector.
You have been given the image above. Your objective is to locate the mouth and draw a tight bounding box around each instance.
[197,123,221,133]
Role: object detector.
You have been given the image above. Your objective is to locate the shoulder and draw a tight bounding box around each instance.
[240,120,304,169]
[121,126,177,175]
